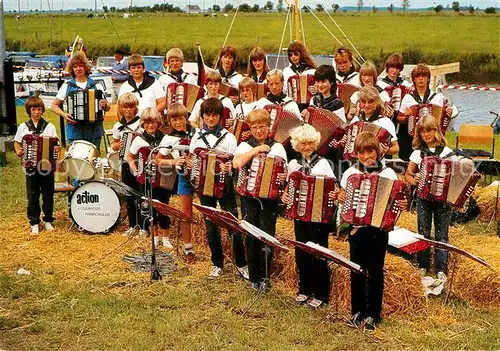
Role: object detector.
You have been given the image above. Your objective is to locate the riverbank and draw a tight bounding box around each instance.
[5,12,500,84]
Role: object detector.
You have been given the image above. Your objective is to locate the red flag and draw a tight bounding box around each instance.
[197,44,206,98]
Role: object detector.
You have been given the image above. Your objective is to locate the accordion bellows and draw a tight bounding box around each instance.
[263,105,303,145]
[285,171,337,223]
[302,107,345,156]
[287,74,315,104]
[166,83,200,112]
[190,147,233,199]
[338,83,359,112]
[343,121,392,160]
[408,103,450,137]
[21,134,59,172]
[342,173,409,231]
[136,146,180,190]
[384,85,413,112]
[64,89,104,123]
[236,153,286,200]
[416,156,480,207]
[109,131,137,171]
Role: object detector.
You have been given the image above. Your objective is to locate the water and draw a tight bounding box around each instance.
[446,90,500,131]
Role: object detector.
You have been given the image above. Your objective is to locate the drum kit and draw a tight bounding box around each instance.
[59,140,132,234]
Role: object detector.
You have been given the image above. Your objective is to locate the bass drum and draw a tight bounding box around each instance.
[70,181,122,234]
[61,140,100,180]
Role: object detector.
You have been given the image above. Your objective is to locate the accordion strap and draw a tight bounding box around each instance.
[26,118,49,135]
[297,154,323,175]
[199,131,228,150]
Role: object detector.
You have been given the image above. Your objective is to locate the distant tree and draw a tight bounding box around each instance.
[484,7,496,13]
[452,1,460,11]
[110,6,116,12]
[264,1,273,11]
[468,5,475,13]
[402,0,410,12]
[277,0,284,12]
[372,5,377,12]
[316,4,324,12]
[434,4,444,12]
[252,4,260,12]
[332,3,340,12]
[357,0,364,11]
[103,6,108,12]
[300,5,309,12]
[239,3,251,12]
[388,3,394,12]
[212,4,221,12]
[223,3,234,12]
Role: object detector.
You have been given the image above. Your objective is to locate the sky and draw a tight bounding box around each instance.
[4,0,498,12]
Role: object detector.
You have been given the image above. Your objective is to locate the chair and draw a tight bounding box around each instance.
[455,124,495,159]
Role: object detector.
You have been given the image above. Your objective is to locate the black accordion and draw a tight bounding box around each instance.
[64,89,105,123]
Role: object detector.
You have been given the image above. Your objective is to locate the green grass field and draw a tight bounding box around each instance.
[5,12,500,83]
[0,107,499,349]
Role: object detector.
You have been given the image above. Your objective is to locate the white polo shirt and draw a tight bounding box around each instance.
[14,121,58,142]
[234,101,258,120]
[111,118,142,140]
[409,146,455,167]
[189,95,237,127]
[118,79,164,115]
[287,157,335,178]
[350,115,398,143]
[234,141,288,162]
[189,128,237,154]
[340,165,397,189]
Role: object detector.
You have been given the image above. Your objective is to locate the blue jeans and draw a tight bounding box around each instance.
[416,198,451,273]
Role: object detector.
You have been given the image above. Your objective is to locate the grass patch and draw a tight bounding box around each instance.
[5,12,500,83]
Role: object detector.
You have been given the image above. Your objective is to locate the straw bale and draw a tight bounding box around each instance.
[475,185,500,221]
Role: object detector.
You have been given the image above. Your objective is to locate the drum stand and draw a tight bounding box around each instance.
[144,160,161,281]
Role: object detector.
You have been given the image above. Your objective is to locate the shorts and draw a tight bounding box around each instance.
[177,174,193,196]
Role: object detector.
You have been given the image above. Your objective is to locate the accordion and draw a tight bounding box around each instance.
[21,134,59,172]
[256,82,269,100]
[338,83,360,113]
[384,85,413,112]
[176,138,191,177]
[342,173,409,231]
[287,74,315,105]
[108,131,137,171]
[136,146,161,187]
[416,156,480,207]
[64,89,104,123]
[190,147,233,199]
[236,153,286,200]
[166,83,201,112]
[233,118,250,144]
[408,103,450,137]
[220,82,238,98]
[343,121,392,160]
[302,107,345,156]
[285,171,337,223]
[263,105,304,146]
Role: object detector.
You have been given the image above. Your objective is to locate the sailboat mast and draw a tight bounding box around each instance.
[294,0,301,42]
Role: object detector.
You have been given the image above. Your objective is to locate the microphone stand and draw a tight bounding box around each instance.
[145,144,192,281]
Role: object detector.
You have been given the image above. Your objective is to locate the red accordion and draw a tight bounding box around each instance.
[263,104,303,146]
[302,107,345,156]
[233,119,250,144]
[21,134,59,172]
[341,173,409,231]
[285,171,337,223]
[190,147,233,198]
[136,146,161,187]
[338,83,359,113]
[287,74,315,105]
[343,121,392,160]
[256,82,269,100]
[166,83,201,112]
[416,156,480,207]
[408,103,450,137]
[384,85,413,112]
[236,153,286,200]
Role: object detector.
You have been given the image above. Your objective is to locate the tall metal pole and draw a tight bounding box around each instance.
[0,0,8,128]
[294,0,301,42]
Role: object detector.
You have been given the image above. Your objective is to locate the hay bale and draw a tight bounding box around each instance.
[475,186,500,221]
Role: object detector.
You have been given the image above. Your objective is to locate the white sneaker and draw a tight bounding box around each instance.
[209,266,223,279]
[123,227,137,237]
[419,268,427,277]
[44,222,54,231]
[31,224,39,235]
[138,229,149,237]
[437,271,447,284]
[237,265,250,280]
[162,237,173,249]
[154,236,160,247]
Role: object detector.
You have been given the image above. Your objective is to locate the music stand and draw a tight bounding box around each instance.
[284,238,366,323]
[239,220,289,315]
[193,203,246,282]
[412,233,496,303]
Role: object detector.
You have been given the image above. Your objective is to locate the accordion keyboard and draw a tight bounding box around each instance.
[391,87,402,111]
[24,139,37,163]
[269,108,278,130]
[419,105,430,118]
[432,163,447,196]
[355,179,371,218]
[247,157,260,191]
[345,124,359,154]
[191,156,200,189]
[175,85,185,104]
[297,179,309,217]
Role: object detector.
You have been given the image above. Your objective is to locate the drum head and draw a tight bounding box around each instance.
[62,158,95,180]
[70,181,121,234]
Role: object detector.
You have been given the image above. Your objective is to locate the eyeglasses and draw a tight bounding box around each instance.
[288,51,300,57]
[250,125,269,131]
